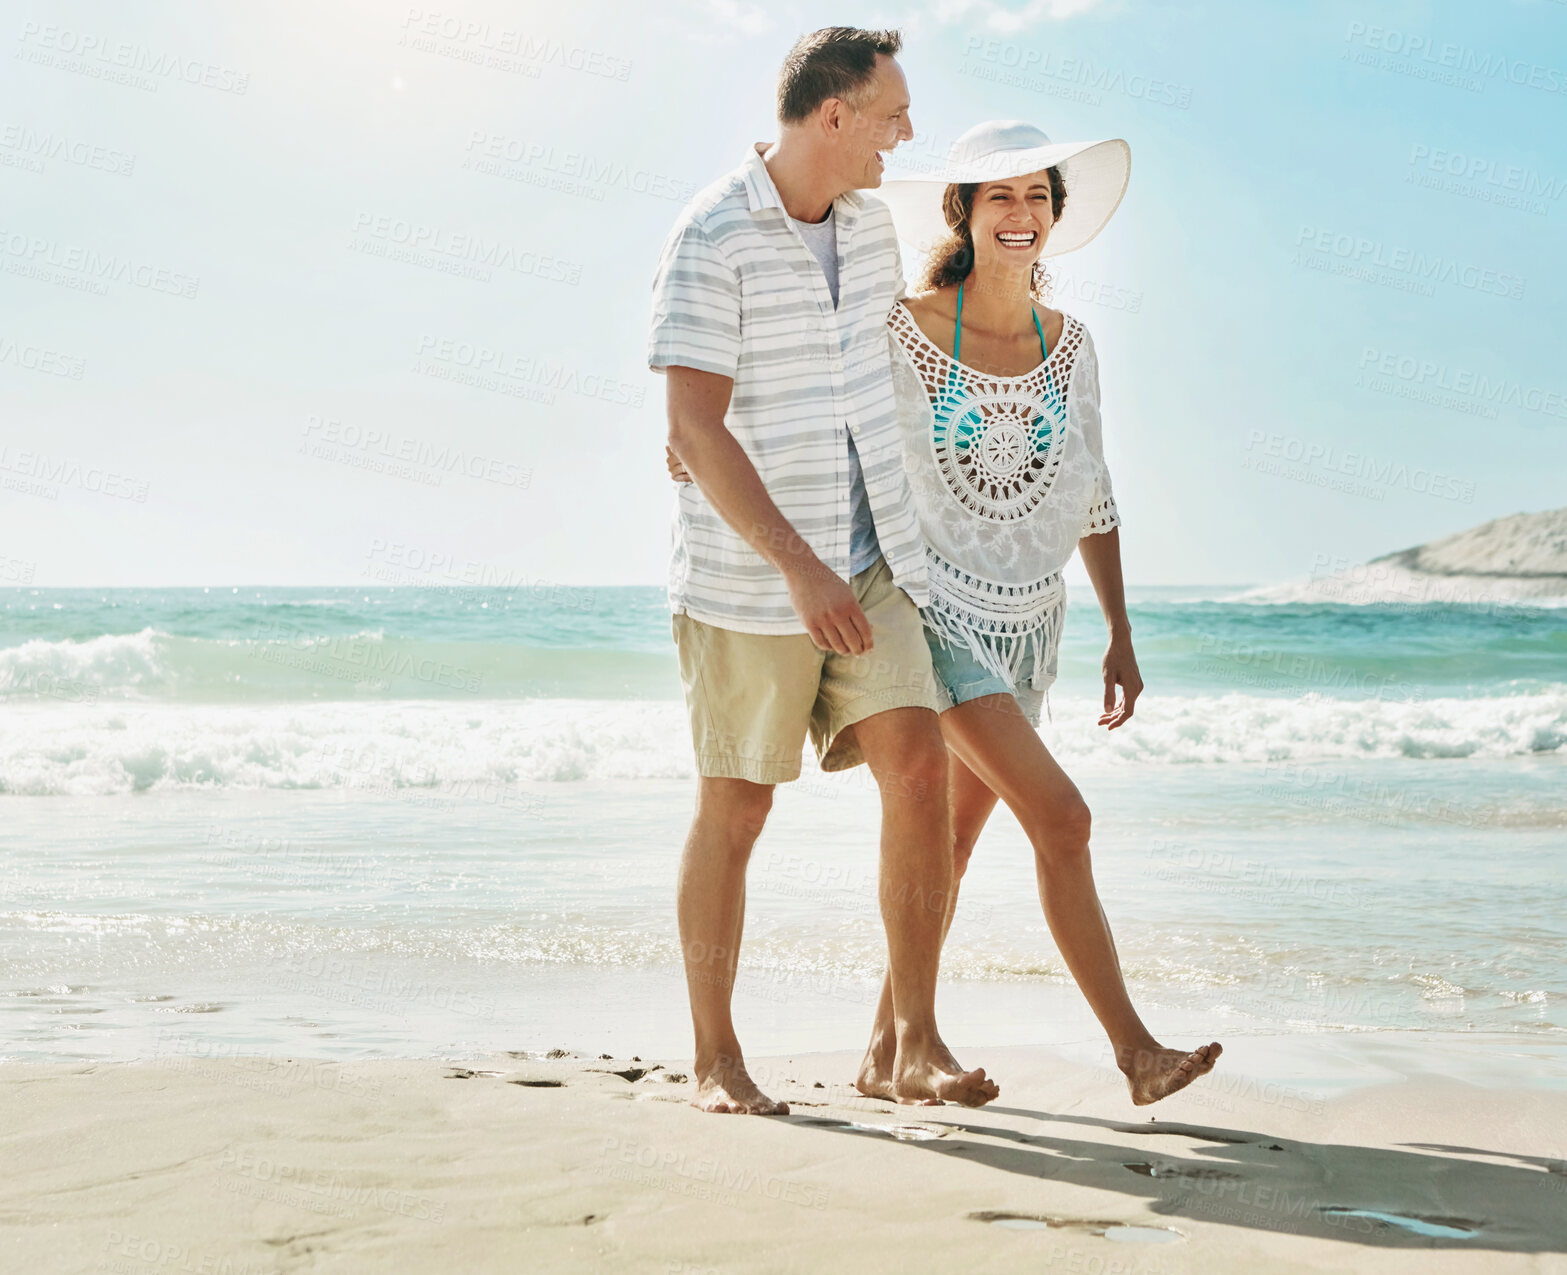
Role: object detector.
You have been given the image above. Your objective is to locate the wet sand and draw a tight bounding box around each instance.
[6,1040,1567,1273]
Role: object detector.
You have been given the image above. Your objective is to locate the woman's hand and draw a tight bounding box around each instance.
[1078,528,1137,729]
[666,446,692,483]
[1099,632,1142,730]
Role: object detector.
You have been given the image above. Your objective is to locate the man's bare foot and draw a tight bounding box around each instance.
[892,1038,999,1107]
[691,1056,789,1115]
[855,1035,897,1101]
[1120,1041,1222,1106]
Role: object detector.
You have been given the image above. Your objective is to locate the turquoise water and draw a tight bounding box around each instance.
[1,585,1563,1061]
[4,585,1565,703]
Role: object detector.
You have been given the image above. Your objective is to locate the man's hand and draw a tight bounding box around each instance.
[785,562,874,656]
[1098,633,1142,730]
[663,366,868,654]
[666,438,866,652]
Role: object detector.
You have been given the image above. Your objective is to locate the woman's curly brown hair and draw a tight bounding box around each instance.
[913,169,1068,301]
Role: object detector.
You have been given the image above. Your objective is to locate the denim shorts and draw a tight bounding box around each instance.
[922,624,1051,727]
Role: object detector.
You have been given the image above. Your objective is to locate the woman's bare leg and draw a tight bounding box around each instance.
[940,693,1220,1104]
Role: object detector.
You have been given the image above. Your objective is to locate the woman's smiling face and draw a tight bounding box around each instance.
[967,171,1057,267]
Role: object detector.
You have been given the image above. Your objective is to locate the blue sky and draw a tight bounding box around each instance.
[3,0,1563,588]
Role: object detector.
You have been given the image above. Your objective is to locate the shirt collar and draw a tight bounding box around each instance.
[742,141,863,226]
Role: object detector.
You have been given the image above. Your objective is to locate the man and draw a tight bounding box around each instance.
[648,26,997,1115]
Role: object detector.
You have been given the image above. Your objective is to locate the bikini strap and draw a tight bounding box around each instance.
[957,280,1052,362]
[944,284,1056,402]
[940,281,964,399]
[953,280,964,364]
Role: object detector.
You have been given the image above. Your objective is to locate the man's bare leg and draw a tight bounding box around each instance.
[858,759,997,1100]
[852,707,998,1107]
[677,776,788,1114]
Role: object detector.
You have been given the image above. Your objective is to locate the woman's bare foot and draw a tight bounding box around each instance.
[1119,1041,1222,1106]
[892,1037,999,1107]
[691,1055,789,1115]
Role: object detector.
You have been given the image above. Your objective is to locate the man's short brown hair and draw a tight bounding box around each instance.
[776,27,902,125]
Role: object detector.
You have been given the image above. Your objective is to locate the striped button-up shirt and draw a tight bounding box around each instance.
[647,142,928,635]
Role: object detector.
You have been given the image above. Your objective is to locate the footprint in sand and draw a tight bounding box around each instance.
[599,1067,654,1082]
[1317,1208,1480,1240]
[970,1212,1182,1243]
[1123,1160,1244,1183]
[868,1124,948,1142]
[1111,1123,1251,1144]
[794,1117,949,1141]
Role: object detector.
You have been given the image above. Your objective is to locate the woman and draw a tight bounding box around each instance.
[669,121,1221,1106]
[867,121,1219,1106]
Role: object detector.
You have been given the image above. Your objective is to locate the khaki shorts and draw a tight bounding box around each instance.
[671,555,945,784]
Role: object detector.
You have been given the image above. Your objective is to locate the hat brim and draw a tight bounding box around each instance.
[875,138,1130,259]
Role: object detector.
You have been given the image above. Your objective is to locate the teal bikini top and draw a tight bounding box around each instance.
[934,280,1063,476]
[952,278,1050,368]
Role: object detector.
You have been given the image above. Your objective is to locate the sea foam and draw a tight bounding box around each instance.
[1,690,1561,796]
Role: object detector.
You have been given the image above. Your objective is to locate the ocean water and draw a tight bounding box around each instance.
[2,585,1564,1067]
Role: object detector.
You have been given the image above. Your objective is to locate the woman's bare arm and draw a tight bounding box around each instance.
[1078,528,1143,730]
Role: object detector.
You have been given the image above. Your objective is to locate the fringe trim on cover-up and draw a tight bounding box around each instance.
[921,549,1066,715]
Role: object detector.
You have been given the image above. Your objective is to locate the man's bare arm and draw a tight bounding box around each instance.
[665,364,872,655]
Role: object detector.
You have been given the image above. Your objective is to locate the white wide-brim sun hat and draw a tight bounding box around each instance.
[877,120,1130,258]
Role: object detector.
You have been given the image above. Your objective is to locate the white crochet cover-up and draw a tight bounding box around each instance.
[887,300,1121,695]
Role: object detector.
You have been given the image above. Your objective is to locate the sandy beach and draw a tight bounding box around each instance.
[5,577,1564,1275]
[8,1038,1567,1274]
[6,0,1565,1271]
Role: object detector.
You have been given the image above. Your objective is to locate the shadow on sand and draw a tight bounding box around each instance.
[786,1105,1567,1251]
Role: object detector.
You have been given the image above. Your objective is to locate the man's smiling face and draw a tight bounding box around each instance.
[840,53,913,189]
